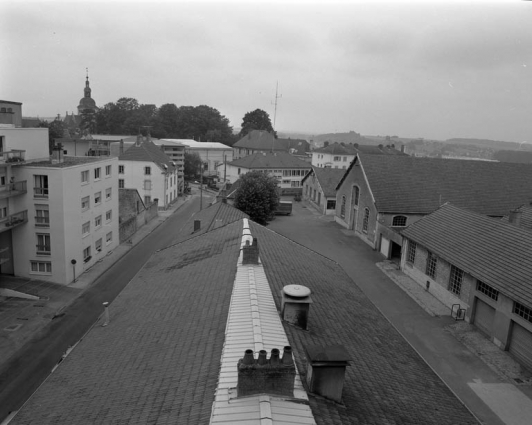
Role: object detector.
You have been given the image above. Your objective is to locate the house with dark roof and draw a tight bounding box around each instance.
[301,166,345,215]
[311,142,405,169]
[118,135,179,209]
[401,203,532,373]
[223,152,311,195]
[10,207,478,424]
[233,130,310,161]
[335,154,532,261]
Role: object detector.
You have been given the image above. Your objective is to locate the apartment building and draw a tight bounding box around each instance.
[1,117,119,285]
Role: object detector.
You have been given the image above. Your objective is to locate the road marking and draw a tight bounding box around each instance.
[469,382,532,425]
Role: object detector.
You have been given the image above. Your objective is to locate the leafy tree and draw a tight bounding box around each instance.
[184,152,203,179]
[39,118,65,154]
[239,109,276,138]
[234,171,279,224]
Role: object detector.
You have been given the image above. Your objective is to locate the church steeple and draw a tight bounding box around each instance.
[84,68,91,98]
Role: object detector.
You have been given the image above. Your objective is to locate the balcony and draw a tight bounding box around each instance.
[0,210,28,233]
[0,180,27,199]
[0,150,26,164]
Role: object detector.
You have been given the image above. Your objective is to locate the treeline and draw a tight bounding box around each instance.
[94,98,238,146]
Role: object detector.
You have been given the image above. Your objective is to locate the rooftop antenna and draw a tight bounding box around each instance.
[271,81,282,152]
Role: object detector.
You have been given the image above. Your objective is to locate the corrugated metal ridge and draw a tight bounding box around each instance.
[209,219,316,425]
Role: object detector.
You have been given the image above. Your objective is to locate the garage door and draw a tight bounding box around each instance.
[474,298,495,337]
[509,321,532,373]
[380,236,390,258]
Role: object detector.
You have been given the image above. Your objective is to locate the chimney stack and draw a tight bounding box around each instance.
[242,237,259,264]
[401,144,405,153]
[509,209,523,227]
[51,143,64,164]
[281,285,312,330]
[305,344,351,403]
[237,347,296,397]
[194,220,201,232]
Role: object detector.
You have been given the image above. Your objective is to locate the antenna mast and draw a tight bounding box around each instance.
[272,81,282,131]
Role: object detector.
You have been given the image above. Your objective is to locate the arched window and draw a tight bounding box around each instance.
[392,215,407,227]
[362,208,370,233]
[352,186,360,206]
[340,195,346,218]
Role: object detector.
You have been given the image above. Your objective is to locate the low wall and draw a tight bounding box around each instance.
[119,201,159,243]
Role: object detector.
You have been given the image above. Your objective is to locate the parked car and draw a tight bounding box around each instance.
[274,201,293,215]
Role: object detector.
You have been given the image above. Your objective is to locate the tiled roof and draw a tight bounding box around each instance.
[171,201,249,243]
[401,203,532,307]
[119,139,176,171]
[302,167,345,197]
[234,130,310,155]
[12,218,478,425]
[228,152,312,169]
[341,154,532,216]
[313,143,358,155]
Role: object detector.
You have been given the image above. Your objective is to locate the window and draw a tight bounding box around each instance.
[144,196,151,204]
[95,238,102,252]
[282,180,291,184]
[392,215,407,227]
[238,168,241,175]
[291,181,300,188]
[94,191,101,204]
[35,204,49,227]
[81,196,90,211]
[326,200,336,209]
[426,251,438,279]
[106,232,113,244]
[448,265,464,295]
[81,170,89,184]
[0,175,5,186]
[477,281,499,301]
[340,196,346,219]
[34,175,49,198]
[0,207,6,219]
[95,215,102,228]
[353,186,360,206]
[333,156,341,161]
[105,210,112,222]
[144,180,152,190]
[36,233,51,255]
[94,167,101,180]
[105,165,111,176]
[362,208,370,233]
[145,166,151,175]
[105,188,112,200]
[82,221,90,236]
[407,241,416,264]
[119,179,124,189]
[514,302,532,324]
[119,165,124,174]
[30,261,52,274]
[83,246,91,263]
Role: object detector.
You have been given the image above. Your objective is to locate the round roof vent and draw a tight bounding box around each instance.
[283,284,311,298]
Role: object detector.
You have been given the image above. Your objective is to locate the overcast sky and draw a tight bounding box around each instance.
[2,0,531,142]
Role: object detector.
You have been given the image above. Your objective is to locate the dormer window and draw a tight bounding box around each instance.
[392,215,407,227]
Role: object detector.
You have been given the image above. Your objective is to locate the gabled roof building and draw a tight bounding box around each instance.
[301,166,345,215]
[233,130,310,161]
[335,154,532,261]
[401,203,532,372]
[11,210,478,424]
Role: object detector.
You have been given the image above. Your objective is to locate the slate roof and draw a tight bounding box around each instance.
[339,154,532,216]
[234,130,310,155]
[172,200,249,243]
[228,152,312,169]
[119,139,176,172]
[401,203,532,307]
[302,166,345,197]
[12,213,477,425]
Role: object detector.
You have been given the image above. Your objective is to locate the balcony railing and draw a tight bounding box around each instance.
[0,180,27,199]
[0,150,26,164]
[0,210,28,233]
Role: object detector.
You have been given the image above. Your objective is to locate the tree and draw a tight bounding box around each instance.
[39,118,65,154]
[239,109,276,138]
[184,152,203,179]
[234,171,279,224]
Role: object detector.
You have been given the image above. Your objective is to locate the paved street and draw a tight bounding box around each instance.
[268,199,532,425]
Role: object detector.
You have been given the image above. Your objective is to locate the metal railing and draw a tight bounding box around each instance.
[0,180,27,199]
[0,149,26,163]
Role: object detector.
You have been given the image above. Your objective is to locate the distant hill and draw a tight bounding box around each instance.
[445,138,527,151]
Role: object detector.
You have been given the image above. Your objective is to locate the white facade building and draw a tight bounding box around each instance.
[1,124,119,285]
[118,137,178,209]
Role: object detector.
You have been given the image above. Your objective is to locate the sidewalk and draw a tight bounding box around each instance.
[0,195,191,367]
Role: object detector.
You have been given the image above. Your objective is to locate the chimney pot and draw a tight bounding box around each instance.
[242,349,255,365]
[509,209,523,226]
[282,346,294,366]
[258,350,268,365]
[270,348,280,365]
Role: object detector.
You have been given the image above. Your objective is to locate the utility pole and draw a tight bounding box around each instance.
[200,163,203,211]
